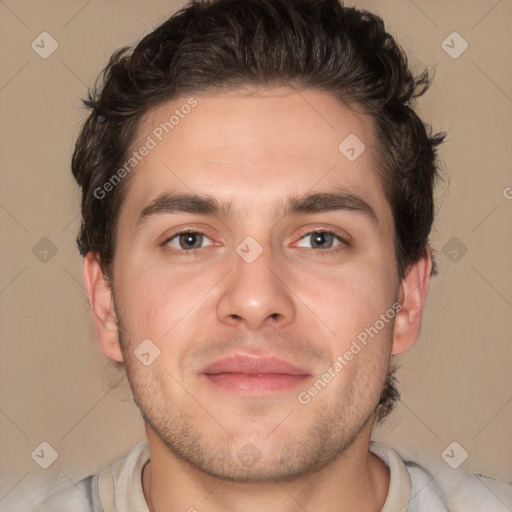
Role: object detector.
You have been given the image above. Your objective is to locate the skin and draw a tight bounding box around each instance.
[84,86,431,511]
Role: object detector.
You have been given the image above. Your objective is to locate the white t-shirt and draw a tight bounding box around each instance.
[34,440,512,511]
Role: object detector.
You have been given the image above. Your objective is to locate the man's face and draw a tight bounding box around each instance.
[111,86,400,480]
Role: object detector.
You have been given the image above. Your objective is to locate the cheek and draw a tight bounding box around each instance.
[114,261,221,353]
[114,266,176,341]
[296,259,396,341]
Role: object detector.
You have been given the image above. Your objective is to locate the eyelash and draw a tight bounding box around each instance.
[161,229,349,256]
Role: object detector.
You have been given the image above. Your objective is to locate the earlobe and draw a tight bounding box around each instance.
[392,250,432,355]
[83,253,124,362]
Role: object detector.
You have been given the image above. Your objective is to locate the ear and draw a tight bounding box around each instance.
[83,253,124,362]
[392,249,432,355]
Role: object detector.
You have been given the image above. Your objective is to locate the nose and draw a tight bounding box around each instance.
[216,241,296,331]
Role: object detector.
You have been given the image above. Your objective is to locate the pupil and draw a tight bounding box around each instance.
[312,232,332,249]
[180,233,201,249]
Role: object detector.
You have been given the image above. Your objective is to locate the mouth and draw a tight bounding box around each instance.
[201,353,311,395]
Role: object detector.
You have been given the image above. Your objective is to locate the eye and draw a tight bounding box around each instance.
[164,230,214,252]
[295,230,347,251]
[162,228,348,255]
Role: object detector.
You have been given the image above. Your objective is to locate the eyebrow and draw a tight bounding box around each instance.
[136,188,378,228]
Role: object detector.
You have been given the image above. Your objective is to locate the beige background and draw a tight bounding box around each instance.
[1,0,511,509]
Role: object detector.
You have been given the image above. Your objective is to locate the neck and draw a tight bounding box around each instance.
[142,423,390,512]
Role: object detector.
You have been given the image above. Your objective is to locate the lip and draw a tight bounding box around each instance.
[201,353,311,395]
[202,353,310,375]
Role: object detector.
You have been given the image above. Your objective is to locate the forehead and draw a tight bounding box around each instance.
[121,86,389,224]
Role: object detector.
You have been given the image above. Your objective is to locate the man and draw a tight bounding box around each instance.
[41,0,511,510]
